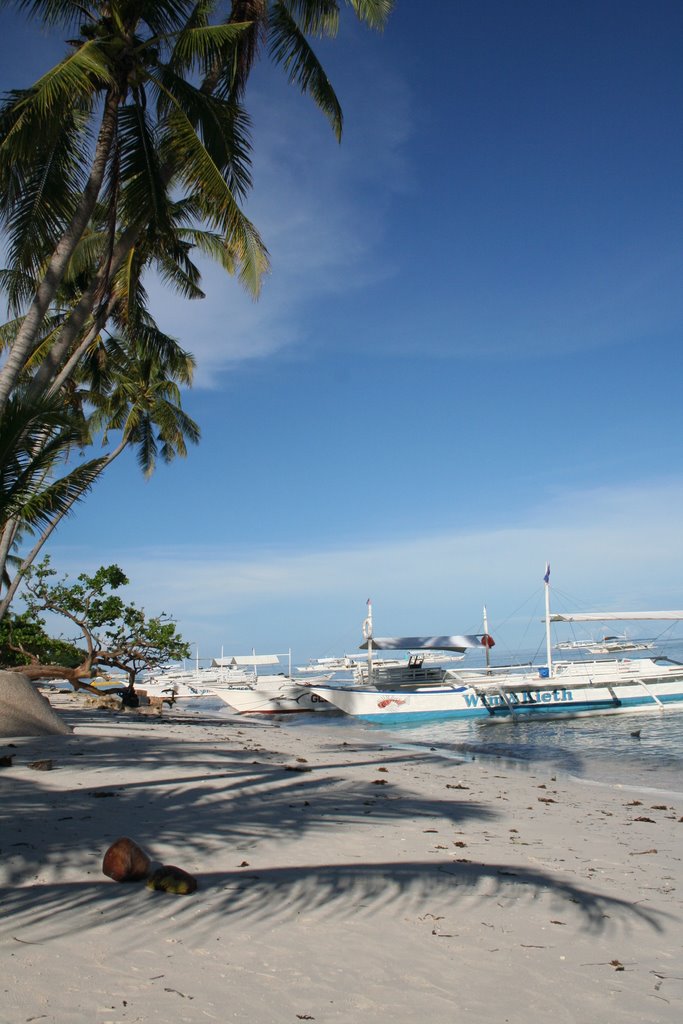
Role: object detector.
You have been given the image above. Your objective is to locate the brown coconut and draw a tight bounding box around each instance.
[102,837,151,882]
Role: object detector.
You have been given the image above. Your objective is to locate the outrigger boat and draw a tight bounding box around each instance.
[309,575,683,724]
[555,635,655,654]
[204,653,335,714]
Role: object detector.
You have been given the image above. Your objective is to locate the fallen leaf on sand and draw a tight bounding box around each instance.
[610,960,625,971]
[446,783,469,790]
[630,848,658,856]
[633,816,656,823]
[538,797,557,804]
[372,778,388,785]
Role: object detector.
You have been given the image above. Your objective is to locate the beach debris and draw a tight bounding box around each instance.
[27,759,53,771]
[371,778,388,785]
[538,796,557,804]
[285,764,312,772]
[630,848,658,856]
[446,783,469,790]
[0,754,14,767]
[610,960,625,971]
[377,766,388,772]
[146,865,198,895]
[102,837,151,882]
[630,729,641,739]
[633,816,656,823]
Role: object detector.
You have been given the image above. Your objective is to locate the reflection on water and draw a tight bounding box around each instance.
[191,693,683,798]
[188,635,683,798]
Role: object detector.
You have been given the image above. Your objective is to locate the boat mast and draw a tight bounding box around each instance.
[363,599,373,680]
[483,605,491,673]
[544,563,553,677]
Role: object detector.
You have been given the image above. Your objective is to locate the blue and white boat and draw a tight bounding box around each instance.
[310,579,683,724]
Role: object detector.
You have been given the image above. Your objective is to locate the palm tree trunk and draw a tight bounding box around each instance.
[0,92,120,414]
[47,297,117,399]
[27,220,142,399]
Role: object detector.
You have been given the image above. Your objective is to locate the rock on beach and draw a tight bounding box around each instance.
[0,672,72,738]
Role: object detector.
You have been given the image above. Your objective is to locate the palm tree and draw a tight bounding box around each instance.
[0,390,109,606]
[0,0,394,411]
[88,328,201,478]
[0,322,201,619]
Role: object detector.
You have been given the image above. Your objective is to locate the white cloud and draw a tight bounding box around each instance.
[145,59,412,388]
[48,477,683,660]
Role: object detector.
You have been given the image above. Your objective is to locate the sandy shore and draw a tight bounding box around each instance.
[1,694,681,1024]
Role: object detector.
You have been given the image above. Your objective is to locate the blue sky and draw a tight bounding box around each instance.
[1,1,682,664]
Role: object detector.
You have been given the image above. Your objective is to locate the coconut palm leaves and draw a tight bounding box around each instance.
[0,1,393,409]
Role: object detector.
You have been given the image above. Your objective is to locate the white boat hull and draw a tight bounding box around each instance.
[211,678,335,714]
[310,659,683,724]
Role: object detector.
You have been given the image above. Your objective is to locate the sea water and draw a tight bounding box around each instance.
[188,692,683,800]
[184,643,683,800]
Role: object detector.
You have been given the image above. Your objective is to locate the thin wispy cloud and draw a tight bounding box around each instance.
[147,58,413,388]
[49,478,683,658]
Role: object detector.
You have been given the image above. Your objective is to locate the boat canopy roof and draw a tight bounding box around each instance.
[360,634,485,652]
[211,654,280,667]
[550,611,683,622]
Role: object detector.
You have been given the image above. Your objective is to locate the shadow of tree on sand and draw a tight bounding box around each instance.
[0,859,669,944]
[0,709,672,942]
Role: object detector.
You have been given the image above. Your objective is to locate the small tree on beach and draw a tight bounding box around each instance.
[8,557,190,692]
[0,609,84,669]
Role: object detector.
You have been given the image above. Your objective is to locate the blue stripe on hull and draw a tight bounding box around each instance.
[353,690,683,724]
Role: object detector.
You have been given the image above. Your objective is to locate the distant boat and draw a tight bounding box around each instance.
[555,634,655,655]
[211,675,335,714]
[197,652,337,714]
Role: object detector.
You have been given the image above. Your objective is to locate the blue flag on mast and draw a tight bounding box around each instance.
[543,563,551,584]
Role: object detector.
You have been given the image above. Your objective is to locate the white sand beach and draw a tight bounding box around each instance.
[1,689,682,1024]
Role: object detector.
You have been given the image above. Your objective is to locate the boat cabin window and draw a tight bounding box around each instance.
[408,654,425,668]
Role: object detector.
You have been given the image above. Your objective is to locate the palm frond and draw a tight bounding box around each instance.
[169,21,251,80]
[3,42,113,132]
[281,0,340,37]
[116,102,172,236]
[346,0,393,31]
[269,2,343,140]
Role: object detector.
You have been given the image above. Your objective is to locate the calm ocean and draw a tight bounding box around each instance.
[189,642,683,800]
